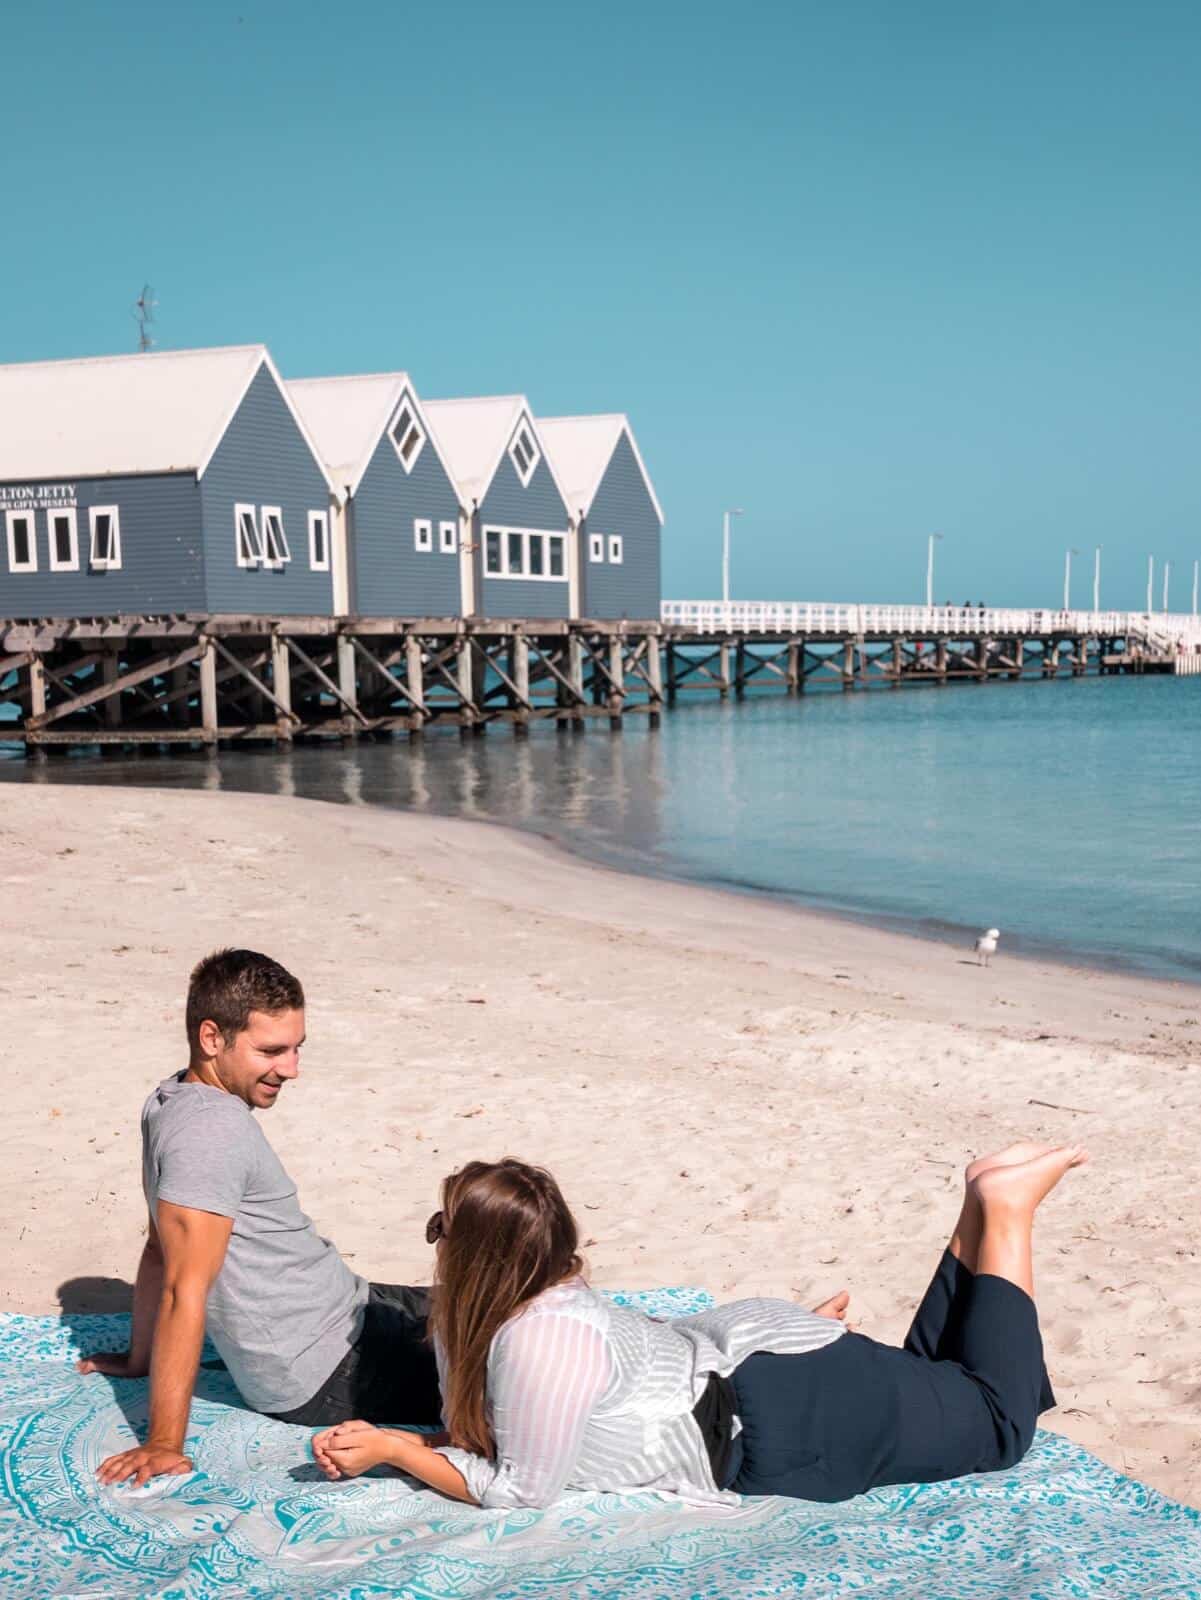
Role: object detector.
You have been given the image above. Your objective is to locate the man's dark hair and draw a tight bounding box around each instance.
[186,949,305,1057]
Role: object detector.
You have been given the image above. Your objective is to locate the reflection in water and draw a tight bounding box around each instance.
[4,674,1201,980]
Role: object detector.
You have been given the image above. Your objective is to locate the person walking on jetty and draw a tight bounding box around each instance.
[313,1145,1085,1508]
[80,948,442,1486]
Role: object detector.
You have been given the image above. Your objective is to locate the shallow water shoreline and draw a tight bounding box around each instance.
[5,732,1201,989]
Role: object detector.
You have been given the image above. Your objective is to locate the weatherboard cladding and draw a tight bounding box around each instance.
[350,430,462,617]
[581,431,661,621]
[199,363,334,615]
[0,472,203,619]
[478,450,570,620]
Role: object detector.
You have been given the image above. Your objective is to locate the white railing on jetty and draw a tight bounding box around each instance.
[661,600,1201,648]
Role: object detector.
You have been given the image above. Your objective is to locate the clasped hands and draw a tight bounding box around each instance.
[312,1419,444,1480]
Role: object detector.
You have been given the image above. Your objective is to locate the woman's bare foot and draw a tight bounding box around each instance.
[972,1145,1088,1215]
[965,1142,1058,1187]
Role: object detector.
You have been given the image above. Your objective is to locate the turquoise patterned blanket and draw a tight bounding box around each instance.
[1,1293,1198,1599]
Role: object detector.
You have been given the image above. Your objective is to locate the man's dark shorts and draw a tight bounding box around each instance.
[268,1283,441,1428]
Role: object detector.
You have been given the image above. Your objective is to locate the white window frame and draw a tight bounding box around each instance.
[479,524,569,582]
[588,532,605,564]
[608,535,624,565]
[438,519,457,555]
[307,509,330,572]
[389,399,426,473]
[484,526,503,575]
[414,517,433,553]
[5,508,38,573]
[88,505,122,570]
[47,507,80,572]
[508,422,541,487]
[235,502,264,567]
[260,505,291,568]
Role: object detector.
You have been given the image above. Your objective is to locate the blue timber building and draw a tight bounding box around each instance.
[423,397,574,620]
[0,346,336,620]
[538,415,663,622]
[288,373,465,618]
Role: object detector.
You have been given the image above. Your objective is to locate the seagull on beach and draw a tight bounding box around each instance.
[974,928,1000,967]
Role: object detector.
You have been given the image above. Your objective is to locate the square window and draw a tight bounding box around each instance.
[235,504,264,567]
[439,519,457,555]
[261,506,291,567]
[390,400,426,471]
[414,518,433,552]
[6,509,37,572]
[48,508,79,571]
[508,422,540,486]
[308,510,330,571]
[506,530,524,574]
[608,535,624,565]
[548,534,565,577]
[588,532,605,564]
[89,506,122,570]
[485,528,502,574]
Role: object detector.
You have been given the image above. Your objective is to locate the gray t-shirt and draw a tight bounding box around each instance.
[140,1072,369,1413]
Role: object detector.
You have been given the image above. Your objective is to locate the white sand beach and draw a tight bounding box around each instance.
[1,781,1197,1508]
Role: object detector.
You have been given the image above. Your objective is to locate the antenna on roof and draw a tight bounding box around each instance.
[132,284,157,352]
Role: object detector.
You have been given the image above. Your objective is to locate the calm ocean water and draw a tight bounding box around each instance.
[4,673,1200,980]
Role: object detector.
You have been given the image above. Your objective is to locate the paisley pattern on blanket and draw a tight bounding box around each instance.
[1,1292,1198,1600]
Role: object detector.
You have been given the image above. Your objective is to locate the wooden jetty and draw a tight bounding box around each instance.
[1,603,1198,752]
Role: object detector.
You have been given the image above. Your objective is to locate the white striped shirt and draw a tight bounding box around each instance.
[433,1277,845,1509]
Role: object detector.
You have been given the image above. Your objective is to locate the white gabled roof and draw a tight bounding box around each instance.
[288,373,408,489]
[0,344,333,489]
[423,394,570,510]
[538,413,664,525]
[289,373,465,505]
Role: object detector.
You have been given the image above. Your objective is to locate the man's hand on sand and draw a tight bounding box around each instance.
[77,1349,148,1379]
[95,1444,193,1486]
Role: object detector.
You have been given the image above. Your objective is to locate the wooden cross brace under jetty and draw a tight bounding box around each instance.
[0,604,1197,753]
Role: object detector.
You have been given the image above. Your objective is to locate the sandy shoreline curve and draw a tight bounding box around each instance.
[2,781,1198,1506]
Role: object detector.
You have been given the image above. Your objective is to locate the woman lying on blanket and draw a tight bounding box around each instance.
[311,1143,1085,1507]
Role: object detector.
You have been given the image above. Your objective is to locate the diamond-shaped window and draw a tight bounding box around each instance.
[508,422,540,486]
[390,399,426,472]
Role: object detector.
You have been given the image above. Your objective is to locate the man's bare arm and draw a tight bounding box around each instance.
[78,1218,164,1379]
[95,1202,232,1486]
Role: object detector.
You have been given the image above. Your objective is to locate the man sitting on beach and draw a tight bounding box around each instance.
[79,948,442,1487]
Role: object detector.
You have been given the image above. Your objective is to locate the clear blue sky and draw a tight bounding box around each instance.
[2,0,1198,608]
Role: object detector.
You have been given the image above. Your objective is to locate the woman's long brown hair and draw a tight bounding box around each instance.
[429,1159,582,1459]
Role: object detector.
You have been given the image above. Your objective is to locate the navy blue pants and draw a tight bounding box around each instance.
[726,1251,1055,1502]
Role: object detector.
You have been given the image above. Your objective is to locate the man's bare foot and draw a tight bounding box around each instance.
[971,1145,1088,1214]
[965,1142,1058,1188]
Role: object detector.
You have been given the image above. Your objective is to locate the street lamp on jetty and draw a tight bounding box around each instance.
[926,532,943,607]
[1147,556,1154,614]
[1163,561,1171,612]
[721,508,744,605]
[1063,547,1079,610]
